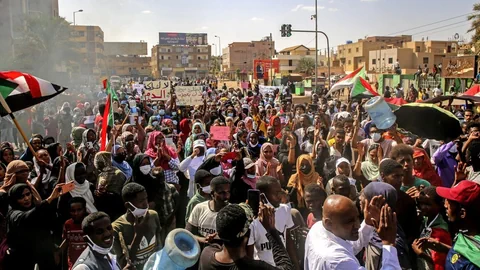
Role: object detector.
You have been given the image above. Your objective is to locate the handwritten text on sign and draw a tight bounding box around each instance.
[175,86,203,106]
[210,126,231,141]
[144,80,170,100]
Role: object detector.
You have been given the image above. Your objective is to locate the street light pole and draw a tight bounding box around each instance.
[215,35,221,80]
[289,29,330,91]
[73,9,83,25]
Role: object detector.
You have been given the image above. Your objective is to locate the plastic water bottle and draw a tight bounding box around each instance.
[143,229,200,270]
[364,96,396,130]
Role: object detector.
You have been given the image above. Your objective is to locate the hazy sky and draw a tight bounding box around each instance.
[60,0,477,56]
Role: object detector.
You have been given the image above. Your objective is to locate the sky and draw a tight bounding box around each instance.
[59,0,478,56]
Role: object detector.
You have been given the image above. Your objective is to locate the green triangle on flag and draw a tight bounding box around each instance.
[0,78,18,99]
[350,76,379,99]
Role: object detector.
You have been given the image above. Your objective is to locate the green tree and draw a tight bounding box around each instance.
[296,57,316,76]
[467,3,480,54]
[10,14,80,82]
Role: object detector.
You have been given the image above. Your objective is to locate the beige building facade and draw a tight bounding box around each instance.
[151,44,211,79]
[222,37,274,78]
[104,42,151,78]
[69,25,105,78]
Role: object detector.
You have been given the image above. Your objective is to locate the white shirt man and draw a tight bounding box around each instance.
[247,204,294,266]
[305,221,400,269]
[179,139,206,198]
[188,201,218,237]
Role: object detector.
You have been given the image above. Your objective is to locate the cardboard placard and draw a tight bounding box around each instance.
[210,126,231,141]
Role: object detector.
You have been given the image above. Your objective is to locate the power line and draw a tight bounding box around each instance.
[410,20,468,36]
[386,12,474,35]
[414,22,470,38]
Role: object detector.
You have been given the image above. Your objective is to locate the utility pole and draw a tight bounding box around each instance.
[315,0,318,94]
[270,32,273,86]
[280,26,330,93]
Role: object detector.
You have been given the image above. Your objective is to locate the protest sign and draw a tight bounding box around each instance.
[175,86,203,106]
[210,126,231,141]
[241,82,249,89]
[132,84,144,96]
[144,80,170,101]
[258,85,286,96]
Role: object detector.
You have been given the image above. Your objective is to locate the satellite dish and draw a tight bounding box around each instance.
[454,33,460,40]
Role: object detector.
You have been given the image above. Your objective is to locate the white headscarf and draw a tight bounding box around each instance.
[33,156,53,186]
[66,163,97,213]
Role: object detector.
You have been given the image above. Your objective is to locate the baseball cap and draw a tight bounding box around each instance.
[243,158,255,170]
[436,181,480,206]
[193,139,206,149]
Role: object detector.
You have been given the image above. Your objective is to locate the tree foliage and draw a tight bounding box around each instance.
[467,3,480,54]
[9,15,80,81]
[296,57,316,76]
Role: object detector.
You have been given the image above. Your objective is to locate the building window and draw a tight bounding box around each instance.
[372,59,376,65]
[423,57,429,64]
[198,56,201,60]
[167,49,171,53]
[289,60,293,66]
[356,47,359,52]
[415,46,420,52]
[348,60,351,65]
[348,48,351,53]
[176,55,179,60]
[388,58,393,64]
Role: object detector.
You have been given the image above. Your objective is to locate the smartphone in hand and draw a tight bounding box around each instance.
[62,181,76,194]
[247,189,260,217]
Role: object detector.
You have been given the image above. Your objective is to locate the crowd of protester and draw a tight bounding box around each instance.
[0,78,479,270]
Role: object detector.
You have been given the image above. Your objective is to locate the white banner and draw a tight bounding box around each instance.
[175,86,203,106]
[258,85,286,96]
[144,80,170,101]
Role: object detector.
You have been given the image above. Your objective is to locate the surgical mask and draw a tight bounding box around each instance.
[85,235,114,255]
[227,113,234,117]
[210,166,222,176]
[269,98,274,102]
[140,165,151,175]
[249,141,258,148]
[172,112,177,116]
[128,202,148,218]
[300,163,311,174]
[159,109,165,115]
[372,133,382,142]
[246,174,256,179]
[197,184,211,194]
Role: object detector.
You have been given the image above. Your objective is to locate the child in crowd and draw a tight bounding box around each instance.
[62,197,88,270]
[304,183,327,229]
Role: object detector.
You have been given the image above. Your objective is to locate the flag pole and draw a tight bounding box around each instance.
[0,94,38,159]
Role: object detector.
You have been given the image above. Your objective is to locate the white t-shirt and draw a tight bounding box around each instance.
[188,201,218,237]
[247,204,294,266]
[422,139,441,163]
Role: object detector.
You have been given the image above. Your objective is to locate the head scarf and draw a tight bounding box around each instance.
[71,127,86,149]
[361,144,380,181]
[132,154,150,182]
[269,116,283,139]
[0,146,14,166]
[0,160,41,203]
[144,131,178,170]
[287,154,320,208]
[111,145,132,179]
[256,143,280,178]
[246,131,261,158]
[94,151,113,172]
[121,131,134,146]
[413,148,443,187]
[46,142,60,161]
[244,117,254,132]
[8,183,33,211]
[179,119,192,144]
[79,129,99,151]
[66,162,97,213]
[122,124,133,134]
[363,182,397,210]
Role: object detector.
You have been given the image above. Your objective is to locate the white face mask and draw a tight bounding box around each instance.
[249,141,258,148]
[85,235,114,255]
[246,174,256,179]
[139,165,151,175]
[210,166,222,176]
[197,184,211,194]
[372,133,382,142]
[128,202,148,218]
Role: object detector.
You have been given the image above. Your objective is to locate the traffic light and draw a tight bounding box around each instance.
[281,24,286,37]
[286,24,292,37]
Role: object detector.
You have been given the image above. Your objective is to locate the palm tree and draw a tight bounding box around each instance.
[467,3,480,53]
[11,14,80,82]
[296,57,316,76]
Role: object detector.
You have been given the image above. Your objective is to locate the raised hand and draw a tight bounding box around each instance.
[372,205,397,246]
[363,195,385,227]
